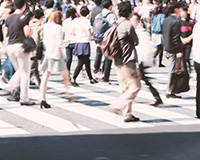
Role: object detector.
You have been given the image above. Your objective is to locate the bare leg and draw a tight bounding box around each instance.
[40,71,51,101]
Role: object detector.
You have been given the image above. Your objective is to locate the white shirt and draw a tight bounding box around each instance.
[43,23,68,59]
[62,18,76,44]
[192,21,200,63]
[138,4,154,18]
[72,16,91,43]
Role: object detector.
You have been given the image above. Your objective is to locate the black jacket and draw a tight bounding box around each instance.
[163,15,182,54]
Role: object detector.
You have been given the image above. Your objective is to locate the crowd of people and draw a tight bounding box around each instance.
[0,0,199,122]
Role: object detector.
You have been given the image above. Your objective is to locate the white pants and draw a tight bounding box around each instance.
[7,43,31,102]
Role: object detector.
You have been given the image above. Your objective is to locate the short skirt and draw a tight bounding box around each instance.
[74,42,90,56]
[151,33,163,45]
[40,55,67,72]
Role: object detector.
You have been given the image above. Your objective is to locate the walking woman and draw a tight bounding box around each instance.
[40,10,70,108]
[151,4,165,67]
[70,6,98,87]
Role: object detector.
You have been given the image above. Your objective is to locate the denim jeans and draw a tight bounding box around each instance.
[2,56,15,80]
[66,43,75,75]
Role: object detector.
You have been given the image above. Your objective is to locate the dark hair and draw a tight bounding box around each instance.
[45,0,54,8]
[80,6,89,17]
[14,0,26,9]
[151,4,163,19]
[94,0,102,6]
[5,6,15,14]
[180,1,189,12]
[102,0,112,9]
[133,13,141,21]
[33,9,44,19]
[168,1,181,14]
[118,1,132,18]
[66,6,77,19]
[55,2,62,11]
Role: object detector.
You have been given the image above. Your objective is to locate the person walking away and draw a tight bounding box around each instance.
[151,4,165,67]
[40,10,71,108]
[29,9,44,86]
[63,6,77,78]
[192,19,200,118]
[111,1,141,122]
[163,1,183,99]
[132,13,163,107]
[70,6,98,87]
[4,0,35,105]
[93,0,117,85]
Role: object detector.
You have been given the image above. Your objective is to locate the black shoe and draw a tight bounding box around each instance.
[40,100,51,109]
[124,115,140,122]
[90,79,98,84]
[149,100,163,107]
[166,93,182,99]
[71,81,79,87]
[159,64,165,67]
[7,97,20,102]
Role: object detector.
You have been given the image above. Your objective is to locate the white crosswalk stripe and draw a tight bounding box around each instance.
[0,61,199,136]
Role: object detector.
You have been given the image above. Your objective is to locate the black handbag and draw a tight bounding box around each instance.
[22,37,36,53]
[169,58,190,94]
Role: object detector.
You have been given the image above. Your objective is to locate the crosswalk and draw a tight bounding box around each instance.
[0,63,199,137]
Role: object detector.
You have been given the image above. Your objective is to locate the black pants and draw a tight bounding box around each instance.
[194,61,200,117]
[94,46,112,82]
[30,59,41,86]
[73,55,93,80]
[154,44,163,66]
[139,62,162,102]
[183,45,192,73]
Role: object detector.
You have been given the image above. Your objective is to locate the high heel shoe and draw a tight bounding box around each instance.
[40,100,51,109]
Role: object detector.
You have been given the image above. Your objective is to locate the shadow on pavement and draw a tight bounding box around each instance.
[0,132,200,160]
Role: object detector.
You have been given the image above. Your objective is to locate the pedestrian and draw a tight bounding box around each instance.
[70,6,98,87]
[110,1,141,122]
[29,9,44,86]
[163,1,183,99]
[40,10,71,108]
[62,6,77,77]
[151,4,165,67]
[93,0,117,85]
[179,2,194,73]
[4,0,35,105]
[132,13,163,107]
[192,19,200,118]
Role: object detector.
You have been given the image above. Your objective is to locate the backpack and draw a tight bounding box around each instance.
[100,22,122,58]
[93,12,111,44]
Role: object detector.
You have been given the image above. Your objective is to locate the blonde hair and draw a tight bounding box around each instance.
[50,10,62,25]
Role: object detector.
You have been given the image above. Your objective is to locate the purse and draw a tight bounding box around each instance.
[169,58,190,94]
[22,37,36,53]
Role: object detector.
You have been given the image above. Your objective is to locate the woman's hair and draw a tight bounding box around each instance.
[80,6,89,17]
[102,0,112,9]
[66,6,77,19]
[180,1,189,12]
[151,4,163,19]
[118,1,132,18]
[50,10,62,25]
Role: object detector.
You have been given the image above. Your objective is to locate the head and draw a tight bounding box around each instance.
[33,9,44,20]
[102,0,113,10]
[62,0,70,4]
[3,5,15,19]
[168,1,181,16]
[14,0,26,10]
[152,4,163,18]
[94,0,102,6]
[80,6,89,17]
[50,10,62,25]
[66,6,77,19]
[131,13,141,28]
[45,0,54,9]
[180,2,189,20]
[118,1,132,19]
